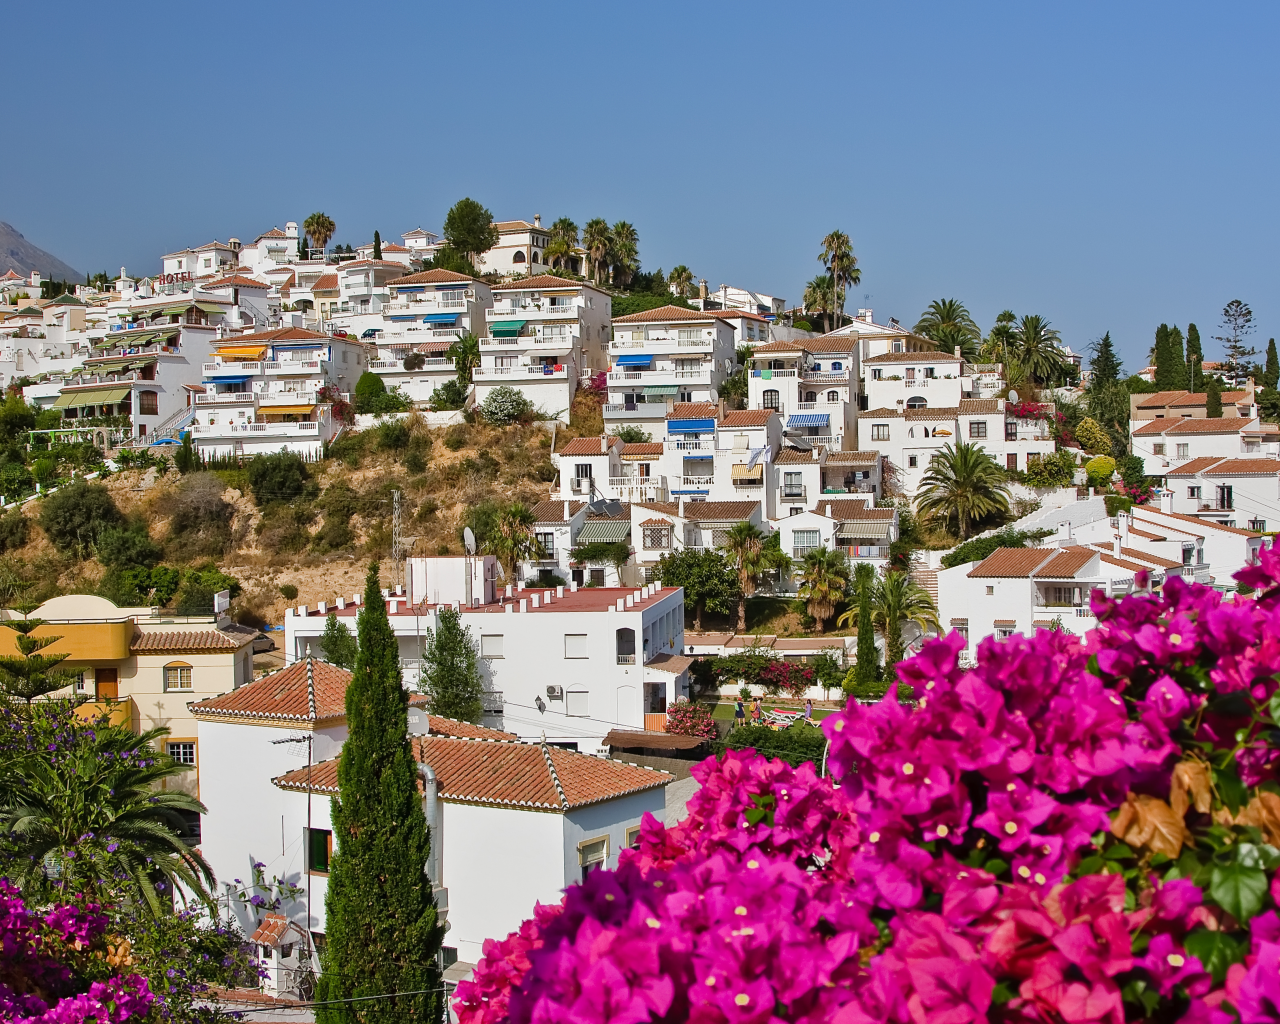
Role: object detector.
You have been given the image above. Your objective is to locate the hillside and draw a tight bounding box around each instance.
[0,221,81,282]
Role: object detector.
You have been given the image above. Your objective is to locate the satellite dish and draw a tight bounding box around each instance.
[710,389,719,402]
[463,527,476,555]
[494,561,506,581]
[1007,390,1019,404]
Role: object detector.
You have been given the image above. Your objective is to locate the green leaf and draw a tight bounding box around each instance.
[1104,843,1134,860]
[1214,760,1249,815]
[983,859,1009,877]
[1269,689,1280,724]
[1075,855,1105,876]
[1209,861,1268,921]
[991,982,1016,1006]
[1185,929,1245,984]
[1237,841,1280,871]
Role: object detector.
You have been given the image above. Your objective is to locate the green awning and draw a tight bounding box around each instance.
[576,520,632,543]
[196,302,225,313]
[52,387,130,409]
[490,320,527,338]
[159,305,191,316]
[98,331,156,349]
[644,385,679,395]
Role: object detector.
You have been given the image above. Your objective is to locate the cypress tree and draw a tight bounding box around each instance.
[1151,324,1172,389]
[1166,326,1187,390]
[422,606,483,723]
[1206,375,1223,418]
[1186,324,1203,391]
[317,564,443,1024]
[373,230,382,261]
[854,563,877,685]
[1265,339,1279,391]
[1087,332,1121,391]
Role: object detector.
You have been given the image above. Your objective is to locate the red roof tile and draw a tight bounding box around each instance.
[425,715,515,740]
[1202,459,1280,476]
[204,275,270,290]
[250,914,292,946]
[556,436,619,456]
[773,447,821,464]
[390,269,476,286]
[1119,546,1181,569]
[720,409,776,427]
[968,548,1059,578]
[1166,457,1228,476]
[613,305,720,324]
[131,628,253,653]
[492,275,584,291]
[864,351,961,364]
[192,658,350,723]
[618,442,664,457]
[824,450,880,464]
[682,500,760,521]
[530,499,584,523]
[669,403,719,420]
[815,500,889,519]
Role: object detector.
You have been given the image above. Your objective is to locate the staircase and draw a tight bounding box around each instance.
[909,552,938,609]
[118,405,195,449]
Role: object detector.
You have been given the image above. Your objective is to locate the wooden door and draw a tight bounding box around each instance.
[95,668,118,700]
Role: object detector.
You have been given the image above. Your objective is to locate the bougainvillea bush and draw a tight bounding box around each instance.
[456,545,1280,1023]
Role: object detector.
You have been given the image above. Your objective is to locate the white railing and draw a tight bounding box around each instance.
[607,476,669,501]
[677,338,711,347]
[193,420,321,436]
[682,476,714,487]
[674,370,705,379]
[839,545,890,559]
[782,487,807,500]
[481,336,521,346]
[752,369,797,378]
[534,333,576,345]
[906,378,930,388]
[610,371,644,381]
[668,439,711,451]
[369,360,402,369]
[611,340,645,350]
[802,372,847,382]
[203,361,262,373]
[195,393,255,405]
[794,402,817,410]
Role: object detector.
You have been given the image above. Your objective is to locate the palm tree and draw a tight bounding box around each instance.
[1013,314,1065,385]
[797,548,850,634]
[916,442,1011,541]
[610,221,639,289]
[484,502,541,584]
[668,265,695,299]
[914,299,980,348]
[803,274,835,333]
[872,570,939,680]
[980,310,1018,365]
[2,720,214,915]
[447,332,481,384]
[819,230,860,328]
[721,521,764,632]
[932,323,980,362]
[304,212,336,255]
[544,217,579,271]
[582,219,613,286]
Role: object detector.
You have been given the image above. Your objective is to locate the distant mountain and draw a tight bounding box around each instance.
[0,222,82,283]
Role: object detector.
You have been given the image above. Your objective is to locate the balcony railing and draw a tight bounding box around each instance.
[195,392,255,405]
[839,545,890,559]
[682,476,714,487]
[617,654,636,665]
[203,361,263,374]
[1198,502,1234,511]
[667,439,711,451]
[192,421,321,436]
[793,546,819,558]
[608,476,669,501]
[751,369,798,378]
[603,403,667,417]
[802,372,848,383]
[782,487,806,500]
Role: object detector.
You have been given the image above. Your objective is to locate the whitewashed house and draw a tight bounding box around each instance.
[1165,457,1280,533]
[1132,416,1278,478]
[474,217,554,276]
[746,338,856,450]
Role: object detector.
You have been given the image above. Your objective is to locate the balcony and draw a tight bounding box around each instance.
[195,392,256,406]
[603,403,668,419]
[608,476,669,502]
[666,439,712,451]
[73,697,134,729]
[1197,502,1234,512]
[682,475,714,487]
[203,361,262,375]
[838,545,890,559]
[781,487,807,500]
[487,302,581,321]
[750,369,798,378]
[192,421,321,437]
[608,368,712,386]
[264,360,325,375]
[803,371,849,383]
[473,365,569,381]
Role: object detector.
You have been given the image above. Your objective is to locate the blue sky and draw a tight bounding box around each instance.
[3,2,1276,372]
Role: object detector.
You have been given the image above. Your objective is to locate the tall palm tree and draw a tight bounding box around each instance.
[819,230,860,328]
[932,323,980,362]
[2,719,214,915]
[544,217,579,271]
[797,547,850,634]
[916,442,1012,541]
[872,570,939,679]
[1013,314,1065,385]
[721,521,764,632]
[667,265,695,299]
[484,502,540,583]
[304,212,336,254]
[914,299,980,347]
[582,219,613,286]
[610,221,639,289]
[447,332,481,384]
[803,274,835,333]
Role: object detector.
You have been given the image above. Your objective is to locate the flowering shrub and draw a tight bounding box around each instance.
[664,701,718,740]
[1005,400,1050,420]
[0,880,152,1022]
[456,543,1280,1023]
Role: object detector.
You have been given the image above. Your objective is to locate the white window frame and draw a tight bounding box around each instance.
[481,634,504,659]
[564,634,589,659]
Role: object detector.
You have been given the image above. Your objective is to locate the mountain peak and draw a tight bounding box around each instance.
[0,221,82,283]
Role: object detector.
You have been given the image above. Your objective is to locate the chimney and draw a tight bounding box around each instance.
[563,500,569,520]
[699,279,708,299]
[600,435,607,454]
[1112,535,1121,556]
[954,346,961,358]
[1119,513,1130,543]
[1160,489,1175,514]
[286,222,298,239]
[519,599,528,613]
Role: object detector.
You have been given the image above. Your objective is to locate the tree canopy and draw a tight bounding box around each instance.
[442,197,499,260]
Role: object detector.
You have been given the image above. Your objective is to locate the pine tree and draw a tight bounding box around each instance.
[1166,326,1187,390]
[1264,339,1279,391]
[1087,332,1121,392]
[0,610,79,705]
[1151,324,1172,388]
[318,613,358,670]
[854,563,877,685]
[1206,375,1223,418]
[1186,324,1204,392]
[1215,299,1257,387]
[422,606,483,724]
[317,564,443,1024]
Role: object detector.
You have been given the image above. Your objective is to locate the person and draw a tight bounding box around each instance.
[804,698,813,721]
[751,697,762,726]
[733,697,745,729]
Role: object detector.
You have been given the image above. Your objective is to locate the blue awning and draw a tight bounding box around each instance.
[205,375,251,384]
[671,489,711,495]
[683,455,713,461]
[396,286,426,293]
[615,354,653,367]
[787,412,830,427]
[388,315,417,322]
[422,313,460,324]
[667,418,716,432]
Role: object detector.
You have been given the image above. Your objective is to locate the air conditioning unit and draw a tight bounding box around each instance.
[546,685,564,700]
[571,477,588,494]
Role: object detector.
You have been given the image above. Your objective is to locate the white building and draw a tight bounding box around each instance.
[862,349,967,411]
[692,283,786,318]
[1132,416,1278,478]
[400,227,443,261]
[474,217,554,276]
[1165,457,1280,533]
[235,225,301,277]
[746,337,857,450]
[625,499,765,581]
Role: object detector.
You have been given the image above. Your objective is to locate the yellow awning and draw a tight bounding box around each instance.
[215,345,267,359]
[731,463,764,480]
[259,404,315,416]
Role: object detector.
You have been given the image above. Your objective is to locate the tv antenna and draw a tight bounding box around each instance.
[391,490,403,588]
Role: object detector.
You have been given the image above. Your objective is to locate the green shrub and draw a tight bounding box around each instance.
[326,432,366,469]
[375,417,410,452]
[354,371,387,414]
[0,508,29,552]
[38,482,124,557]
[1085,455,1116,489]
[1024,449,1077,488]
[0,461,33,501]
[939,527,1054,569]
[718,721,828,768]
[97,521,162,568]
[613,425,651,443]
[443,425,468,451]
[165,473,234,561]
[32,458,56,487]
[1076,417,1112,455]
[479,385,533,425]
[429,379,468,410]
[173,564,240,615]
[1104,494,1134,516]
[279,584,298,601]
[244,452,307,506]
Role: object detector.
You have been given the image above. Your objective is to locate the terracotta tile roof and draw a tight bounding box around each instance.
[556,436,619,455]
[603,729,706,751]
[993,619,1018,627]
[1136,390,1192,409]
[1119,546,1181,569]
[250,914,292,946]
[1167,457,1227,476]
[635,501,679,516]
[274,736,672,811]
[1035,547,1099,578]
[863,408,904,418]
[1127,527,1167,541]
[492,275,582,291]
[751,337,858,355]
[958,399,1001,415]
[192,658,351,723]
[645,653,694,675]
[618,442,664,456]
[1135,417,1257,436]
[1100,552,1151,572]
[530,500,584,523]
[426,715,515,739]
[1146,509,1261,537]
[708,308,769,322]
[219,327,330,344]
[310,274,338,291]
[684,500,760,522]
[131,628,253,653]
[772,637,849,651]
[494,220,537,231]
[865,351,961,364]
[816,500,889,519]
[968,547,1059,578]
[905,407,960,421]
[613,305,718,324]
[390,268,476,286]
[773,447,820,464]
[1202,459,1280,476]
[749,339,811,355]
[824,450,880,464]
[669,403,718,419]
[255,228,288,240]
[684,631,734,645]
[639,517,673,526]
[719,409,776,427]
[726,634,776,648]
[1170,391,1249,407]
[204,275,270,290]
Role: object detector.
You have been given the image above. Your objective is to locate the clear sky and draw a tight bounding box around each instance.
[2,2,1276,372]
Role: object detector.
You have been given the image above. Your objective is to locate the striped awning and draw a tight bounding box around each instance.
[644,384,679,395]
[787,412,830,427]
[731,463,764,481]
[836,519,892,539]
[258,404,316,416]
[576,521,632,543]
[53,387,130,409]
[215,345,267,359]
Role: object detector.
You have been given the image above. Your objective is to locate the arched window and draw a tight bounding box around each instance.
[616,628,636,665]
[762,389,780,410]
[512,251,526,263]
[532,251,540,264]
[827,390,839,403]
[164,662,193,692]
[832,361,843,370]
[906,396,927,409]
[805,391,817,402]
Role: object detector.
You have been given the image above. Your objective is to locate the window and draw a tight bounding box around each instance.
[95,668,118,700]
[1250,520,1267,532]
[167,742,195,765]
[1176,444,1190,459]
[138,391,159,416]
[827,390,839,402]
[566,690,589,716]
[1005,420,1018,441]
[832,361,843,371]
[625,825,642,849]
[872,368,883,380]
[643,526,671,549]
[481,634,504,659]
[783,472,803,497]
[164,664,192,691]
[535,531,555,558]
[575,463,592,479]
[616,628,636,665]
[762,389,780,410]
[512,251,525,263]
[969,421,987,439]
[908,455,918,468]
[892,341,904,353]
[1182,544,1195,566]
[871,424,890,441]
[1153,444,1166,456]
[677,329,701,341]
[805,390,818,403]
[996,627,1016,640]
[590,568,605,586]
[564,634,589,659]
[925,367,936,379]
[793,529,820,557]
[1188,486,1201,499]
[579,836,608,881]
[789,507,801,516]
[307,828,332,874]
[986,586,995,596]
[1007,454,1018,471]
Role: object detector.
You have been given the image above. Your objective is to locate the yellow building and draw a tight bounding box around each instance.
[9,595,256,796]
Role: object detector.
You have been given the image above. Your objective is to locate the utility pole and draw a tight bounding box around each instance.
[392,489,403,589]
